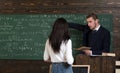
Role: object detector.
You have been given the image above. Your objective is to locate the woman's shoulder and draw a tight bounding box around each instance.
[68,39,72,42]
[66,39,72,44]
[46,39,50,44]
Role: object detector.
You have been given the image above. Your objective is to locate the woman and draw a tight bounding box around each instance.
[44,18,74,73]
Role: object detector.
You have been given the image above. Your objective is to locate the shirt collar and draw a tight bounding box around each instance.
[94,25,100,31]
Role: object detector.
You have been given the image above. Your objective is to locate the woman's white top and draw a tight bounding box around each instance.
[44,39,74,65]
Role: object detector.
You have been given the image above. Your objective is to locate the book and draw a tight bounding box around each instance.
[116,61,120,66]
[75,46,91,50]
[116,69,120,73]
[102,53,116,57]
[91,55,102,56]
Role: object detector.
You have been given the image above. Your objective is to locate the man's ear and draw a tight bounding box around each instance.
[95,19,99,23]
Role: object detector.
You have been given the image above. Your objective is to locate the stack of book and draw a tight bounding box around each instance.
[116,61,120,73]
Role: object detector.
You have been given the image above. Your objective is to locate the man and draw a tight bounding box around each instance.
[69,13,111,55]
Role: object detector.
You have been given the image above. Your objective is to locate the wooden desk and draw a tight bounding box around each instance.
[75,54,115,73]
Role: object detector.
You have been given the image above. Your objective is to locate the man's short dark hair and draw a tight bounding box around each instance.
[86,13,98,20]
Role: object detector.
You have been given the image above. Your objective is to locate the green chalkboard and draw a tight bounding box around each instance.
[0,14,113,60]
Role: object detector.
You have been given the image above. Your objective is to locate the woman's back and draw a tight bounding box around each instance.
[43,18,74,73]
[44,39,74,65]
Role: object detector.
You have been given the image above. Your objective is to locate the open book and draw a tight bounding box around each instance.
[102,53,116,57]
[75,46,91,50]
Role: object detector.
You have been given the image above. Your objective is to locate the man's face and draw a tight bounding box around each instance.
[86,17,98,30]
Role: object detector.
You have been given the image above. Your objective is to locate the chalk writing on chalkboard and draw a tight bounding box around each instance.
[0,14,113,60]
